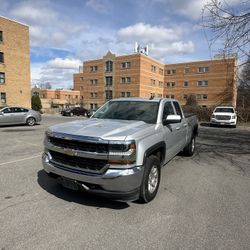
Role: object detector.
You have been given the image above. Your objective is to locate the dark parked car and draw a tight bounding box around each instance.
[0,107,42,126]
[61,107,88,116]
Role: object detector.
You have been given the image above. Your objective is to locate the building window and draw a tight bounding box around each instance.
[183,94,188,100]
[196,94,208,100]
[90,79,98,85]
[0,52,4,63]
[90,92,98,98]
[80,77,84,81]
[198,67,209,73]
[0,72,5,84]
[106,76,113,86]
[159,81,163,88]
[165,94,175,99]
[121,62,131,69]
[197,80,208,86]
[121,77,131,84]
[90,66,98,72]
[151,65,156,72]
[183,81,189,87]
[150,79,156,86]
[105,90,113,100]
[121,92,131,97]
[165,82,175,88]
[105,61,113,72]
[165,69,176,75]
[80,86,83,91]
[0,31,3,42]
[159,68,163,75]
[1,92,6,104]
[183,68,189,74]
[150,93,155,98]
[56,94,59,99]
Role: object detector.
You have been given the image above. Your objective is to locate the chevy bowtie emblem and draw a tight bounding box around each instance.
[63,148,76,156]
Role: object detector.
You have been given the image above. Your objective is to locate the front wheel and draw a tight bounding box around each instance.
[183,135,196,156]
[26,117,36,126]
[140,155,161,203]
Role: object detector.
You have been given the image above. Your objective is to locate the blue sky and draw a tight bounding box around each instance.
[0,0,243,88]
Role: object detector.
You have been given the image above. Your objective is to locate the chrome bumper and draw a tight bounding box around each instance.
[42,152,144,200]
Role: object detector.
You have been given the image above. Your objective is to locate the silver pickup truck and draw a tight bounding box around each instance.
[42,98,198,202]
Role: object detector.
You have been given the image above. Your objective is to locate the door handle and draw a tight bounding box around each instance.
[176,127,180,130]
[184,123,187,127]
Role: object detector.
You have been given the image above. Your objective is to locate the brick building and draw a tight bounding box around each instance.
[32,87,81,111]
[74,52,237,110]
[0,16,31,108]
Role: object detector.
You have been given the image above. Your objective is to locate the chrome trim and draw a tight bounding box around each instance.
[46,151,109,175]
[46,141,109,160]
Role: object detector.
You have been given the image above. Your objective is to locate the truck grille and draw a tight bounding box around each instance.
[215,115,231,120]
[49,150,108,173]
[48,136,108,153]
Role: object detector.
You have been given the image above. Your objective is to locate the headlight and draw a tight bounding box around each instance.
[211,114,215,119]
[108,140,136,164]
[109,140,136,155]
[232,115,236,119]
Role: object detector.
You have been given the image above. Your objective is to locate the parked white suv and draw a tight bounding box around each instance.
[210,106,237,128]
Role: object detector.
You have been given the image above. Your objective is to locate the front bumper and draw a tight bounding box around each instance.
[210,119,236,126]
[42,152,144,201]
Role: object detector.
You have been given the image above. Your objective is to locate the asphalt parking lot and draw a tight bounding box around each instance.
[0,115,250,250]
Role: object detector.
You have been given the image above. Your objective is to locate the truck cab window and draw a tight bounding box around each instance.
[173,101,183,118]
[162,102,175,121]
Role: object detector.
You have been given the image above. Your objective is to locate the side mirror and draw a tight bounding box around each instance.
[163,115,181,125]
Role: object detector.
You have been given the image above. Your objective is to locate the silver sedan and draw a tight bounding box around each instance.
[0,107,42,126]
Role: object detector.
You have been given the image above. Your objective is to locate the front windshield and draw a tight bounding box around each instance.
[215,108,234,113]
[92,101,159,124]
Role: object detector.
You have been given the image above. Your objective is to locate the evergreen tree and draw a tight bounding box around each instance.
[31,95,42,111]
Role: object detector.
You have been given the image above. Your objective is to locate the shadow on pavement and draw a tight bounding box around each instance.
[37,170,129,210]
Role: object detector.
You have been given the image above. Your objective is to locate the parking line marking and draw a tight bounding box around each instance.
[0,153,42,166]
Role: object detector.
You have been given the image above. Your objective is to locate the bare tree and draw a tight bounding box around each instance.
[202,0,250,65]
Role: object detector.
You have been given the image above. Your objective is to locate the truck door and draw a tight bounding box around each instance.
[173,101,187,151]
[162,101,181,162]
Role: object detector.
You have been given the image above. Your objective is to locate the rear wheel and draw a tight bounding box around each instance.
[26,117,36,126]
[140,155,161,203]
[183,135,196,156]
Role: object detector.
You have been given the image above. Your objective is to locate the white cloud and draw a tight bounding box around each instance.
[9,1,86,48]
[118,22,180,43]
[46,58,82,69]
[86,0,111,13]
[117,23,195,58]
[10,2,58,25]
[31,58,81,88]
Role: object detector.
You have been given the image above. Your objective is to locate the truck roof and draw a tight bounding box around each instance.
[110,97,177,103]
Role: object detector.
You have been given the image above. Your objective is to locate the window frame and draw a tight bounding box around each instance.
[0,72,5,84]
[0,52,4,63]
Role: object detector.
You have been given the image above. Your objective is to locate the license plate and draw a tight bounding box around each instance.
[59,177,78,190]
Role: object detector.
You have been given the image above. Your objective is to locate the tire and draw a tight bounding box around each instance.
[183,135,196,156]
[140,155,161,203]
[26,117,36,126]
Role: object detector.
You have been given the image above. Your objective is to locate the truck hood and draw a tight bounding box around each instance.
[48,118,154,140]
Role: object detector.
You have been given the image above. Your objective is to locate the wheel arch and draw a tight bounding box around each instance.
[143,142,166,166]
